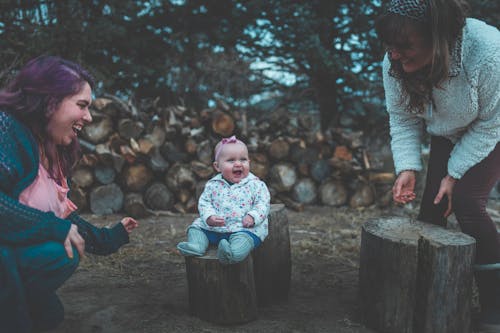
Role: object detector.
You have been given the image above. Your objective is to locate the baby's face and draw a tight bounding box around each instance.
[213,143,250,183]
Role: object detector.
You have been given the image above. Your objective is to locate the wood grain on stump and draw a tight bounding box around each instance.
[359,217,475,333]
[252,204,291,306]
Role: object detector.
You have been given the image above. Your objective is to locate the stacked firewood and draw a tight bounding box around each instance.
[70,95,396,217]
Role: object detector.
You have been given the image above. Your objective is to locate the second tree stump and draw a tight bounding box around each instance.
[359,216,476,333]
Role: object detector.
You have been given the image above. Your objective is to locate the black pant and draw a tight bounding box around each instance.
[418,137,500,265]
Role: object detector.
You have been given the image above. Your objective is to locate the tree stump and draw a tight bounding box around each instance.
[252,204,291,306]
[185,248,257,325]
[359,217,476,333]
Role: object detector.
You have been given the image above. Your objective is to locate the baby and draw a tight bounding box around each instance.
[177,136,270,264]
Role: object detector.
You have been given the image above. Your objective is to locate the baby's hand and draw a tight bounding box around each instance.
[121,217,139,233]
[242,214,254,228]
[207,215,225,227]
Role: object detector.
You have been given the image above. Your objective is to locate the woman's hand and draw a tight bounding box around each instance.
[121,217,139,233]
[242,214,255,228]
[392,170,417,204]
[64,224,85,259]
[207,215,225,227]
[433,174,457,217]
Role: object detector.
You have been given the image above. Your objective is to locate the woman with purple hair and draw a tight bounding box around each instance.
[376,0,499,330]
[0,56,138,332]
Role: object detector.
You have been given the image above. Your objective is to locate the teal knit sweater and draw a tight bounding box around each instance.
[0,110,128,254]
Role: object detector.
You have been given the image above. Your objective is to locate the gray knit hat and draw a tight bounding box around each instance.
[387,0,428,21]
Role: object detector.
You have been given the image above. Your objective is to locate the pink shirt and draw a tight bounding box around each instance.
[19,163,77,219]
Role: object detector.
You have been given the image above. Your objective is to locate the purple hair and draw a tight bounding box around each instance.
[0,55,95,178]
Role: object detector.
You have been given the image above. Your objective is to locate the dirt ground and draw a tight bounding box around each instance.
[47,200,500,333]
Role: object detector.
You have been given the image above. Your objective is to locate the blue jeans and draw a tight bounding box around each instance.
[0,241,79,332]
[201,229,262,248]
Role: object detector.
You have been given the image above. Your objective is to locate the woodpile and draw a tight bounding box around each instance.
[70,95,396,216]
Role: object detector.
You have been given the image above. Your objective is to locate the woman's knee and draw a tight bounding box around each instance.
[17,242,80,293]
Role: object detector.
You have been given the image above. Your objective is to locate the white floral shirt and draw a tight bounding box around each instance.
[191,172,270,240]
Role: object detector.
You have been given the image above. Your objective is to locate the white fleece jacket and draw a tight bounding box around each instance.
[383,18,500,179]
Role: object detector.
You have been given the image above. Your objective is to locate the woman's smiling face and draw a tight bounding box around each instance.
[46,82,93,146]
[386,31,433,73]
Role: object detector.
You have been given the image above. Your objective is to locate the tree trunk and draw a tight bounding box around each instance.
[185,248,257,324]
[359,217,475,333]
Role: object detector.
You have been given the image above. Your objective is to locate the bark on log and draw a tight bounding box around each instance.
[252,204,291,306]
[359,217,475,333]
[185,248,257,324]
[89,183,124,215]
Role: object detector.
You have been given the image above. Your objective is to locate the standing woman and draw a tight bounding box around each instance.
[0,56,138,332]
[376,0,499,329]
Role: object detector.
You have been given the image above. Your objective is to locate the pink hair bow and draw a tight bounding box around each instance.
[214,135,240,160]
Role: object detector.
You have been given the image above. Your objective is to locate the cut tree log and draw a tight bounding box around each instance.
[89,183,124,215]
[319,180,348,206]
[68,185,87,212]
[211,110,235,137]
[197,140,213,165]
[359,217,475,333]
[71,167,94,188]
[252,204,291,306]
[292,178,317,204]
[268,138,290,161]
[165,163,196,192]
[349,183,374,208]
[81,116,114,144]
[144,182,174,210]
[148,147,169,173]
[190,160,214,179]
[94,164,116,185]
[310,159,332,182]
[118,118,144,139]
[269,163,297,192]
[185,248,257,324]
[123,164,154,192]
[249,153,269,180]
[123,192,149,218]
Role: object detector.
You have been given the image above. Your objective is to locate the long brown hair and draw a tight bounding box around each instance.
[0,56,94,178]
[376,0,468,113]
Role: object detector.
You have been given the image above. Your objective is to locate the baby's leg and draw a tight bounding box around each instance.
[217,232,254,264]
[177,226,209,256]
